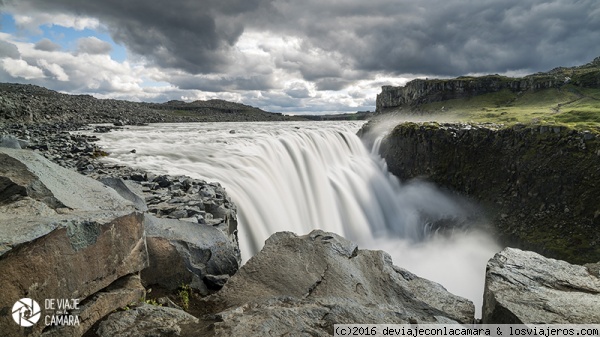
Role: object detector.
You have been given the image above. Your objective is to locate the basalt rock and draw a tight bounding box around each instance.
[99,177,148,212]
[0,148,147,337]
[368,121,600,264]
[483,247,600,323]
[96,303,199,337]
[142,214,240,294]
[40,275,146,337]
[376,57,600,113]
[203,230,474,336]
[376,76,564,112]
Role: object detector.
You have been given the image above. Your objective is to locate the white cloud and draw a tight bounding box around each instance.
[37,59,69,81]
[1,58,45,79]
[0,33,143,93]
[12,12,101,33]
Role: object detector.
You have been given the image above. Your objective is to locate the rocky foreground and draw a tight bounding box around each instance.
[0,121,599,336]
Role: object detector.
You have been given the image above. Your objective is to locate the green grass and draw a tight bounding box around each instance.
[418,86,600,132]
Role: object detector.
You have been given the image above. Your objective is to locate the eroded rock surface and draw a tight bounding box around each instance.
[483,247,600,323]
[0,148,147,337]
[204,230,474,336]
[96,303,199,337]
[142,214,240,294]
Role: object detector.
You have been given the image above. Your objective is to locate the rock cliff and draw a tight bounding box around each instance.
[90,231,600,336]
[362,121,600,264]
[376,57,600,112]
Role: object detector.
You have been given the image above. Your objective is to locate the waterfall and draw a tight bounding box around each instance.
[91,121,499,316]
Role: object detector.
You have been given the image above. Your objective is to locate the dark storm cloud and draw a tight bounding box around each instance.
[265,0,600,76]
[171,73,276,92]
[5,0,273,74]
[34,38,62,52]
[4,0,600,90]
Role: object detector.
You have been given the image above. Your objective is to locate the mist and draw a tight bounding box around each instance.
[90,121,501,317]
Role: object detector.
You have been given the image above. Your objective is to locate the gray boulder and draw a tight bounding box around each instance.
[40,275,146,337]
[0,135,25,149]
[0,148,136,212]
[96,303,199,337]
[483,247,600,323]
[0,148,147,337]
[141,214,240,294]
[205,230,474,336]
[99,177,148,211]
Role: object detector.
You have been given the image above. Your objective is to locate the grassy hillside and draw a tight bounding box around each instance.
[419,85,600,131]
[384,57,600,132]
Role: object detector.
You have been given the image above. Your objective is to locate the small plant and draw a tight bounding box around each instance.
[144,298,162,306]
[178,283,191,311]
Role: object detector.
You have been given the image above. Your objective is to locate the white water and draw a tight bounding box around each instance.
[90,121,499,316]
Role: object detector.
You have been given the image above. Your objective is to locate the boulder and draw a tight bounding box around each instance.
[99,177,148,212]
[0,135,24,149]
[0,148,136,212]
[0,148,148,336]
[483,247,600,323]
[141,214,240,294]
[96,303,199,337]
[40,275,146,337]
[204,230,474,336]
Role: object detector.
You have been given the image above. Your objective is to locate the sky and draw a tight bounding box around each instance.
[0,1,599,114]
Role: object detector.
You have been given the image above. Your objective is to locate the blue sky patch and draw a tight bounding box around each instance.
[0,13,127,61]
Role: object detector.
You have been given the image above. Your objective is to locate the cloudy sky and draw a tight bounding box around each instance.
[0,0,599,114]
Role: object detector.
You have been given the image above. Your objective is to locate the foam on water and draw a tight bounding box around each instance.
[90,121,500,316]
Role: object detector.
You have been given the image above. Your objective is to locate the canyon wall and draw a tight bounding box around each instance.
[376,57,600,113]
[362,122,600,264]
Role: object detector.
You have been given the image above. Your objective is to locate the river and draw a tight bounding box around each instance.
[90,120,499,316]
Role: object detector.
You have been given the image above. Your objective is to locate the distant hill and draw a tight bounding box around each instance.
[302,111,374,121]
[0,83,306,125]
[376,57,600,129]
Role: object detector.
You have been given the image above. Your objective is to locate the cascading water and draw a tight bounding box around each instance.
[89,121,499,316]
